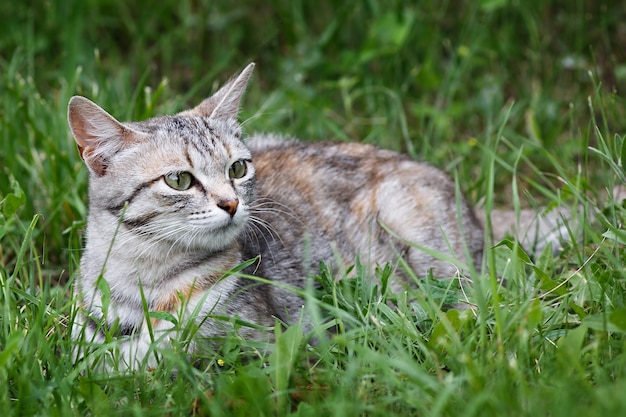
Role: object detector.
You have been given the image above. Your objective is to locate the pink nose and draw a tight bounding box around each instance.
[218,199,239,217]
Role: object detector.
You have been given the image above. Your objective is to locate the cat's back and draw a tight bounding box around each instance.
[247,135,454,197]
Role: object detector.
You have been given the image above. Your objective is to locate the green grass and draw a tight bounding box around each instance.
[2,0,626,415]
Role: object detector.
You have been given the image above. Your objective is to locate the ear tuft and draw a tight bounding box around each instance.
[183,63,255,120]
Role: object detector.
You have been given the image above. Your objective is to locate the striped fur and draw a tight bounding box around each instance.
[68,63,484,370]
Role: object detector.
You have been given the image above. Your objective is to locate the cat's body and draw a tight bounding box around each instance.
[69,64,483,369]
[243,136,483,323]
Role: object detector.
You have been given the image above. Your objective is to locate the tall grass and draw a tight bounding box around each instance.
[1,0,626,415]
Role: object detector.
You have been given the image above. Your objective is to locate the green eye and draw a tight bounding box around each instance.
[228,160,247,179]
[164,172,193,190]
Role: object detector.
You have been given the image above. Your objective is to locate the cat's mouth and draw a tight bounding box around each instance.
[187,212,248,239]
[189,211,247,228]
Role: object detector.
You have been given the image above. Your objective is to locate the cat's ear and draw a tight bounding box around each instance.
[68,96,145,176]
[184,63,255,120]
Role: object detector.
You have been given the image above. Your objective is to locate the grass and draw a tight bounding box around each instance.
[1,0,626,415]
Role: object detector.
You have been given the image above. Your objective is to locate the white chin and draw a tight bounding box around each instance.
[190,223,243,252]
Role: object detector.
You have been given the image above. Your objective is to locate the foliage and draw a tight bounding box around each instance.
[1,0,626,415]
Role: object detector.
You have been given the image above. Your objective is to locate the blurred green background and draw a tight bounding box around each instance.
[1,2,626,416]
[0,0,624,287]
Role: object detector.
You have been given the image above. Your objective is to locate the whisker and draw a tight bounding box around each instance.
[249,216,281,241]
[243,220,279,267]
[250,198,304,227]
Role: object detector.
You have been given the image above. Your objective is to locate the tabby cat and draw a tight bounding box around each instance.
[68,63,487,369]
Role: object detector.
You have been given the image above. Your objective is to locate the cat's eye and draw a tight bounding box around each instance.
[228,160,247,179]
[164,172,193,190]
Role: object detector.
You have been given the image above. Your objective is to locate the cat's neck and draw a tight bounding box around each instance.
[79,210,243,314]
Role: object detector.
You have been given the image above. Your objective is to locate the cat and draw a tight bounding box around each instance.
[68,63,491,370]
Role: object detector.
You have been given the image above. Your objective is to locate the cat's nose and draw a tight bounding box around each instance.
[218,199,239,217]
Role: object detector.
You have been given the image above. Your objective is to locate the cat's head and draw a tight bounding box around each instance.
[68,63,256,253]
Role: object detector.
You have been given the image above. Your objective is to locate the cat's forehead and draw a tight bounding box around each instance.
[136,115,246,152]
[134,115,241,139]
[122,115,250,174]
